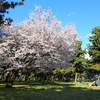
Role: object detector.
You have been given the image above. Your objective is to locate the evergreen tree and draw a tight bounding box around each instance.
[72,41,86,73]
[0,0,24,26]
[87,26,100,76]
[71,41,86,82]
[88,26,100,64]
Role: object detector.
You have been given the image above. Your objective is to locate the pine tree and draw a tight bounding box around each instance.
[87,26,100,75]
[88,26,100,64]
[71,41,86,82]
[0,0,24,26]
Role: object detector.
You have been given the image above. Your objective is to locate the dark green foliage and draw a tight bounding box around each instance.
[88,64,100,72]
[0,0,24,26]
[52,68,75,81]
[72,41,86,73]
[86,26,100,76]
[88,26,100,64]
[18,68,75,82]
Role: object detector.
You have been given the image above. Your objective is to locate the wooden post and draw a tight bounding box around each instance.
[75,72,78,82]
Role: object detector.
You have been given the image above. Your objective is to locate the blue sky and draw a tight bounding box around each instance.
[6,0,100,50]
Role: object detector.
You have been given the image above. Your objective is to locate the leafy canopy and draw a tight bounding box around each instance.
[0,0,24,26]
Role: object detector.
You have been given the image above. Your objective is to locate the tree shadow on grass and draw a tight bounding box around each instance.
[0,81,100,100]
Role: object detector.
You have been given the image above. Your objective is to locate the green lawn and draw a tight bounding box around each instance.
[0,81,100,100]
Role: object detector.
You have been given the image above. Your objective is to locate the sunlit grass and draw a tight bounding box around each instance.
[0,81,100,100]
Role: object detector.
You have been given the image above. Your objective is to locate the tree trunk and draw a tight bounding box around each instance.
[6,71,15,88]
[75,73,78,82]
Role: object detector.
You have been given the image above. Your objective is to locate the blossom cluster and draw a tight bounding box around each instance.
[0,6,79,72]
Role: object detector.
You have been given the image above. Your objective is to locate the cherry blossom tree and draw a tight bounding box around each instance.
[0,6,79,87]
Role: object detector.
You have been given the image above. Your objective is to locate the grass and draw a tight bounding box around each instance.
[0,81,100,100]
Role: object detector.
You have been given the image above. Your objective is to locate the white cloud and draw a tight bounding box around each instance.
[68,12,76,16]
[85,53,91,60]
[87,33,92,38]
[85,49,91,59]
